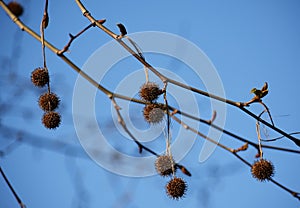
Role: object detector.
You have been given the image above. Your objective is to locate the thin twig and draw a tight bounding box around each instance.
[162,83,171,154]
[58,20,106,55]
[0,167,26,208]
[256,110,266,158]
[162,82,176,175]
[261,132,300,142]
[40,0,48,69]
[233,143,248,153]
[259,101,275,126]
[58,23,94,54]
[269,178,300,201]
[40,0,51,94]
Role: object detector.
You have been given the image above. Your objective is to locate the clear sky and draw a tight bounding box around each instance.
[1,0,300,208]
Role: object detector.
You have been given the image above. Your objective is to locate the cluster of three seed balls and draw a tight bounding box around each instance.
[31,68,61,129]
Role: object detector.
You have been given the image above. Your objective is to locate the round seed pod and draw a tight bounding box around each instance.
[166,177,187,200]
[8,1,24,17]
[143,104,164,124]
[139,82,162,102]
[155,155,176,177]
[251,159,274,181]
[42,111,61,129]
[39,92,60,111]
[31,67,49,87]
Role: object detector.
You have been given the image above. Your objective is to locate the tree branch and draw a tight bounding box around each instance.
[0,167,26,208]
[73,0,299,145]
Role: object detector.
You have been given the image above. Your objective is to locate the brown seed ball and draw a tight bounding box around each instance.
[139,82,162,102]
[166,177,187,200]
[8,1,24,17]
[155,155,176,177]
[42,111,61,129]
[251,159,274,181]
[39,92,60,111]
[143,104,164,124]
[31,67,49,87]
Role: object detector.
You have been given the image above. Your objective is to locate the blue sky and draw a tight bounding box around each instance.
[1,0,300,208]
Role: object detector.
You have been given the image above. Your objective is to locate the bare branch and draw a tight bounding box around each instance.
[0,167,26,208]
[58,20,106,55]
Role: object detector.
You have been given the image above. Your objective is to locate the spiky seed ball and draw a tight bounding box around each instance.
[42,111,61,129]
[39,92,60,111]
[166,177,187,200]
[8,1,24,17]
[155,155,176,177]
[251,159,274,181]
[139,82,162,102]
[143,104,164,124]
[31,67,49,87]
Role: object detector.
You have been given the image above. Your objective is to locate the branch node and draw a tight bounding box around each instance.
[170,109,178,116]
[83,10,90,17]
[244,97,260,106]
[233,142,249,153]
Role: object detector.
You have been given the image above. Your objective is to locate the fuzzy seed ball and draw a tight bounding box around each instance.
[155,155,176,177]
[8,1,24,17]
[251,159,274,181]
[39,92,60,111]
[42,111,61,129]
[31,67,49,87]
[143,104,164,124]
[166,177,187,200]
[139,82,162,102]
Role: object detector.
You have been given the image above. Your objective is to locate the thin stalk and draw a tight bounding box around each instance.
[0,167,26,208]
[58,22,96,54]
